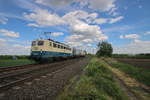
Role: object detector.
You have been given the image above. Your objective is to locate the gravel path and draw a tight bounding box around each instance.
[0,57,90,100]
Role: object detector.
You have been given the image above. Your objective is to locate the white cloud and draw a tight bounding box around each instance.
[114,40,150,54]
[35,0,73,9]
[34,0,116,12]
[103,25,134,33]
[0,38,30,55]
[88,0,116,11]
[62,10,98,25]
[109,16,124,24]
[0,44,30,55]
[24,8,65,27]
[108,7,118,16]
[144,31,150,35]
[51,32,64,37]
[82,39,93,43]
[27,23,40,27]
[120,34,140,39]
[0,38,6,46]
[0,17,8,24]
[0,29,20,38]
[94,18,108,24]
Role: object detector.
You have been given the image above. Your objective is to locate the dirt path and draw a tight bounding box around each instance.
[102,60,150,100]
[0,57,90,100]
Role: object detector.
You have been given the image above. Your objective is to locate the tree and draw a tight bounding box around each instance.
[96,41,113,57]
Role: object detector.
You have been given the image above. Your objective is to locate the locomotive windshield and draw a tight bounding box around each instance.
[38,41,44,46]
[32,41,36,46]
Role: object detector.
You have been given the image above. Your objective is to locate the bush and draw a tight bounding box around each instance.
[96,41,113,57]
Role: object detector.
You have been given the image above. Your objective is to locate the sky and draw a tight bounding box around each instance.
[0,0,150,55]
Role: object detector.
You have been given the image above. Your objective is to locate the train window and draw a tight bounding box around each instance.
[38,41,44,46]
[53,43,57,48]
[32,41,36,46]
[58,45,60,48]
[49,42,52,46]
[61,46,63,49]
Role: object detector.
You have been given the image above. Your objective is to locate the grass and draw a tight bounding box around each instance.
[0,59,36,68]
[57,58,128,100]
[106,59,150,87]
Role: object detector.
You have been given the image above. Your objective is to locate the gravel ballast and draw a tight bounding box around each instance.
[0,57,90,100]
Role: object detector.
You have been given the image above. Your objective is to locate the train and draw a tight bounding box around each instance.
[30,38,86,62]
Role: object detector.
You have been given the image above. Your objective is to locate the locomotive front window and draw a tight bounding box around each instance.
[32,41,36,46]
[49,42,52,46]
[38,41,44,46]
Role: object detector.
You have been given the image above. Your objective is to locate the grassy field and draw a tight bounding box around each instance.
[105,58,150,87]
[0,59,36,68]
[57,58,128,100]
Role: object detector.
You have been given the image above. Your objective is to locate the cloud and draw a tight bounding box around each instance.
[0,38,30,55]
[103,25,134,33]
[94,18,108,24]
[120,34,140,39]
[24,8,65,27]
[94,16,123,24]
[62,10,98,25]
[34,0,116,12]
[0,38,6,46]
[0,29,20,38]
[88,0,116,11]
[109,16,124,24]
[113,40,150,54]
[0,17,8,24]
[65,23,108,48]
[0,44,30,55]
[15,0,39,10]
[108,7,118,16]
[51,32,64,37]
[35,0,73,9]
[144,31,150,35]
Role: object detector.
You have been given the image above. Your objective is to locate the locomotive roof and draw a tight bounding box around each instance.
[34,38,70,47]
[48,39,70,47]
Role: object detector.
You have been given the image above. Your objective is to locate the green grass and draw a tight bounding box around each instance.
[57,58,128,100]
[0,59,36,68]
[108,60,150,87]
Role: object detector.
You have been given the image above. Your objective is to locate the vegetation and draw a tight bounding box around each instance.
[96,41,113,57]
[112,53,150,59]
[0,55,30,60]
[0,55,36,67]
[107,60,150,87]
[58,58,128,100]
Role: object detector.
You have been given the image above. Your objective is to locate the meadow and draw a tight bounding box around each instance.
[0,55,36,67]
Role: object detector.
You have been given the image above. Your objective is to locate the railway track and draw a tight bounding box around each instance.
[0,58,84,92]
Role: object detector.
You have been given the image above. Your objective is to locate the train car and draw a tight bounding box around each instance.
[72,48,87,57]
[31,39,72,60]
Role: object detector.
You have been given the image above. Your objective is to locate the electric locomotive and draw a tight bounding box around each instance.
[31,39,73,59]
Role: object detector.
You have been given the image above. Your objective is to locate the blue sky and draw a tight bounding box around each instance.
[0,0,150,55]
